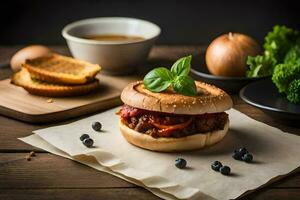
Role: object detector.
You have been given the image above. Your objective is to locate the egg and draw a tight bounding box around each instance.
[10,45,52,72]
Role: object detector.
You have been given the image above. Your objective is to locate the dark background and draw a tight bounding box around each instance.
[0,0,299,45]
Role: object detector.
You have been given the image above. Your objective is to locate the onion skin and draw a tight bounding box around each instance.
[205,33,261,77]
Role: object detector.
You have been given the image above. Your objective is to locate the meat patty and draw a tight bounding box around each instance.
[118,105,228,138]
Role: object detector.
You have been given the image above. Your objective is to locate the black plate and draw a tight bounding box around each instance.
[189,51,270,94]
[190,51,269,94]
[190,51,268,93]
[240,78,300,123]
[191,66,267,94]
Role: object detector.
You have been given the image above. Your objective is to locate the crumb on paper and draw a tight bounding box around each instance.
[47,98,53,103]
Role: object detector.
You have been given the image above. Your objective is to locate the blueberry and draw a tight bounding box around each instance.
[220,166,231,175]
[92,122,102,131]
[175,158,187,169]
[83,138,94,147]
[80,134,90,141]
[238,147,248,156]
[232,152,243,160]
[212,161,222,166]
[242,153,253,163]
[211,161,223,171]
[232,147,248,161]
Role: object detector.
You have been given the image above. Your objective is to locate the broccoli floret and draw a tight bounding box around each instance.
[284,45,300,64]
[246,25,299,78]
[272,63,300,93]
[287,79,300,104]
[264,25,299,63]
[246,55,276,77]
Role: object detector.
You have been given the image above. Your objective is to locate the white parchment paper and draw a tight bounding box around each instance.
[20,108,300,200]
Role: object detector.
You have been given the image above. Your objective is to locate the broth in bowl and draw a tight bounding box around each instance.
[83,34,144,42]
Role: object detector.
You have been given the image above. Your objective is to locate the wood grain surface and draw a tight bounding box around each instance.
[0,46,300,200]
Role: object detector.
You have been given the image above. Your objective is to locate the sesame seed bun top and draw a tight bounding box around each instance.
[121,81,233,115]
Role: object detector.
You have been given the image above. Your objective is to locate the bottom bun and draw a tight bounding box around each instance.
[118,118,229,152]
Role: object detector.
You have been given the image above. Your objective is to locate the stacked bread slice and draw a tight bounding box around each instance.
[11,54,101,97]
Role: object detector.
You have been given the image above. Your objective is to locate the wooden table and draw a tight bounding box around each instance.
[0,46,299,200]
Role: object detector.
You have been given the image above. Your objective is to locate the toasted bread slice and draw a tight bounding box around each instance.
[11,68,99,97]
[23,53,101,85]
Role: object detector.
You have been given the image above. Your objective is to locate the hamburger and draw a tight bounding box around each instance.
[117,81,233,152]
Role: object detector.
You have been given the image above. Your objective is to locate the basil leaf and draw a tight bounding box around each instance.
[143,67,174,92]
[172,75,197,96]
[171,55,192,76]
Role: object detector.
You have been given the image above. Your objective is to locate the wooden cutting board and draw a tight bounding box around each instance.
[0,74,139,123]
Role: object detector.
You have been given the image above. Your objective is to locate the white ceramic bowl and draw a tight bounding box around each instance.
[62,17,161,75]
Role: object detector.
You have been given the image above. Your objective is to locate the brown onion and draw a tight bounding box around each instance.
[205,32,261,77]
[10,45,52,72]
